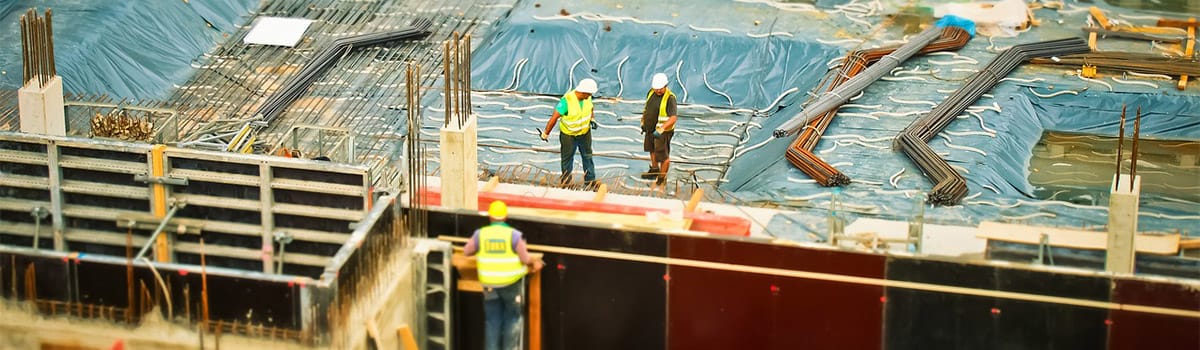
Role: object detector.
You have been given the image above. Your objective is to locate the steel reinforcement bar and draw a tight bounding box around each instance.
[786,27,970,186]
[227,19,434,152]
[896,37,1090,205]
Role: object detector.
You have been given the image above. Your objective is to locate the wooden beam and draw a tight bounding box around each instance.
[1180,25,1195,90]
[507,207,687,232]
[592,183,607,202]
[1090,7,1111,29]
[976,222,1180,255]
[365,318,384,350]
[684,189,704,213]
[1156,17,1198,29]
[482,176,500,192]
[1180,239,1200,249]
[397,324,419,350]
[528,267,542,350]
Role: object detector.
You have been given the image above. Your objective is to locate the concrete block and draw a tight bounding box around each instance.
[439,117,478,210]
[18,76,66,136]
[1106,174,1140,274]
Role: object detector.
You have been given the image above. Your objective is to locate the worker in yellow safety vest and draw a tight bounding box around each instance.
[641,73,678,185]
[541,78,599,188]
[464,201,544,350]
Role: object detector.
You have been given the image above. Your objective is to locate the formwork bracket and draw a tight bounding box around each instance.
[134,173,189,186]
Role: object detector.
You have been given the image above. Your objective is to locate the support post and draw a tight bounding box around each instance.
[439,118,478,210]
[259,162,276,273]
[149,145,172,262]
[1105,174,1140,274]
[18,75,65,135]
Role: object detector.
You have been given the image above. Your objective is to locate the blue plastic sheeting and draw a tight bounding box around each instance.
[0,0,255,99]
[469,1,841,110]
[455,0,1200,238]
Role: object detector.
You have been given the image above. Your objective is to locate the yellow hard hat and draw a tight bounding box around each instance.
[488,200,507,219]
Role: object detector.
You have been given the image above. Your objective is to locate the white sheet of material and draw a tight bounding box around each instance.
[243,17,314,47]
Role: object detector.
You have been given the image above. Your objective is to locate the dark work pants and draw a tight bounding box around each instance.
[559,131,596,183]
[483,281,524,350]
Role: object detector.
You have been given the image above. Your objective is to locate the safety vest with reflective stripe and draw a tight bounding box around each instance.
[559,90,593,136]
[475,224,526,287]
[646,88,675,132]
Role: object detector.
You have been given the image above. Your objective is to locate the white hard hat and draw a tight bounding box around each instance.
[651,73,668,89]
[576,78,598,94]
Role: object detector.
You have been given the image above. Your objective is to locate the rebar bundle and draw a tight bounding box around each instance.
[786,27,971,186]
[20,8,56,88]
[896,37,1091,206]
[229,19,434,152]
[91,110,154,142]
[773,24,951,138]
[1029,52,1200,76]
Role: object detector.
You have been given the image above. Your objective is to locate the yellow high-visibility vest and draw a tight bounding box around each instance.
[475,224,526,286]
[559,90,593,136]
[645,89,675,132]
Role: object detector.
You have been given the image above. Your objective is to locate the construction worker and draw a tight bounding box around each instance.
[541,78,599,188]
[463,201,544,350]
[641,73,677,185]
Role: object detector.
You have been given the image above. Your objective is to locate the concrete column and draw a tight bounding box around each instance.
[1105,174,1140,274]
[439,117,478,210]
[18,76,66,136]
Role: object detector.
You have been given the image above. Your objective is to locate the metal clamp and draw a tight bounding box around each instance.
[134,173,189,186]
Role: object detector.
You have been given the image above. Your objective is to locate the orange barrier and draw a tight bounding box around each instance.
[420,187,751,236]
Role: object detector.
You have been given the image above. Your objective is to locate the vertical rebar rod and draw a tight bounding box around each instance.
[1115,104,1126,190]
[1130,106,1141,187]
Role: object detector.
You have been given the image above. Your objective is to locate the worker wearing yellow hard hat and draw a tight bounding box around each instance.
[463,200,544,350]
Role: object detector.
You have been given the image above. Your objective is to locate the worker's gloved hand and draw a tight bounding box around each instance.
[653,128,663,137]
[589,120,599,130]
[539,131,549,142]
[529,257,545,273]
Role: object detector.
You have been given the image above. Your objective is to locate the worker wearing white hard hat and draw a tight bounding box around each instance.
[464,200,544,350]
[640,73,678,186]
[541,78,600,189]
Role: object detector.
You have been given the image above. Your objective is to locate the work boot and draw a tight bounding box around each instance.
[586,180,601,191]
[655,173,667,186]
[640,167,660,179]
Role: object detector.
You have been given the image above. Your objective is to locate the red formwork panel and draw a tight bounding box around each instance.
[1108,277,1200,349]
[419,186,752,236]
[666,236,885,350]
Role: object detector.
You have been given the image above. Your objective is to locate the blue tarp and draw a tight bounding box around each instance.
[0,0,255,100]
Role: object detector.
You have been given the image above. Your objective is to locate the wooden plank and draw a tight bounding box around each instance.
[365,318,384,350]
[1180,239,1200,249]
[592,183,607,202]
[482,176,500,192]
[529,268,542,350]
[1180,25,1194,90]
[1090,7,1111,29]
[397,324,420,350]
[976,222,1180,255]
[507,207,687,232]
[437,235,1200,320]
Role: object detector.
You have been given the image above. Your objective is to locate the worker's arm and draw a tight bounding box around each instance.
[542,98,568,140]
[463,230,481,256]
[542,111,560,140]
[512,230,544,271]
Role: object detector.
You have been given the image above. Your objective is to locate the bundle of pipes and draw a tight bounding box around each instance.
[1029,52,1200,76]
[228,19,434,152]
[19,8,56,89]
[896,37,1091,205]
[786,27,971,187]
[772,16,977,138]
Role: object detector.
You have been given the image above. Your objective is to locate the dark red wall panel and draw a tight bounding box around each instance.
[1109,278,1200,350]
[667,236,884,350]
